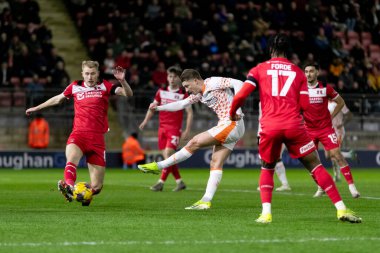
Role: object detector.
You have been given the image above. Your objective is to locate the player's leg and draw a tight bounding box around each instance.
[256,130,283,223]
[139,131,220,174]
[186,145,231,210]
[58,142,83,202]
[287,128,361,222]
[275,145,291,191]
[151,129,170,191]
[88,163,105,195]
[328,148,360,198]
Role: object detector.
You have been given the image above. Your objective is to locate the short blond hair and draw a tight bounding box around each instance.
[82,60,99,70]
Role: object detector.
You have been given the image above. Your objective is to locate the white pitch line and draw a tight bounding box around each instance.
[1,237,380,247]
[135,184,380,200]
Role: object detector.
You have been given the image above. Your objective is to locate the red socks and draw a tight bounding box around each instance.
[171,165,181,180]
[312,164,342,204]
[64,162,77,187]
[160,165,181,181]
[259,168,275,203]
[160,167,171,181]
[340,165,354,184]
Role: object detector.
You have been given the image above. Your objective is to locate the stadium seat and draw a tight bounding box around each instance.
[369,44,380,63]
[348,31,360,47]
[88,38,99,47]
[361,32,372,49]
[0,91,12,107]
[22,77,33,85]
[10,77,21,87]
[13,91,26,107]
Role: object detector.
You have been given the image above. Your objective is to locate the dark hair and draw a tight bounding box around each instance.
[131,132,138,139]
[303,63,320,70]
[180,69,202,82]
[167,65,182,76]
[268,33,291,58]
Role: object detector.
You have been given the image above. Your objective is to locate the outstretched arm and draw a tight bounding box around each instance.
[25,93,66,115]
[139,101,158,130]
[156,97,193,112]
[113,66,133,97]
[182,105,193,140]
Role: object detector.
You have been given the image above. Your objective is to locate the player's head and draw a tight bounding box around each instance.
[180,69,203,94]
[167,65,182,88]
[268,33,290,58]
[81,60,100,86]
[304,63,319,84]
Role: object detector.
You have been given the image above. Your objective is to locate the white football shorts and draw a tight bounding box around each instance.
[208,118,245,150]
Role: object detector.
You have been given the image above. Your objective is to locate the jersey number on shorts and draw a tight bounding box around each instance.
[267,70,296,96]
[171,135,180,146]
[328,133,338,144]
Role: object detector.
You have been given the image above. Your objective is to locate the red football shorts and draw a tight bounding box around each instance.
[259,128,316,163]
[66,131,106,167]
[158,128,181,150]
[307,127,340,151]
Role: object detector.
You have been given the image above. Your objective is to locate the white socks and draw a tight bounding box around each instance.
[262,203,271,215]
[275,161,289,186]
[157,148,193,169]
[201,170,223,202]
[334,200,347,211]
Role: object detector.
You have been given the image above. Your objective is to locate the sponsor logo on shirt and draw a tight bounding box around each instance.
[299,141,315,154]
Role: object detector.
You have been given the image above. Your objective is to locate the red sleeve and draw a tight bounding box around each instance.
[154,89,161,104]
[326,85,339,99]
[63,82,75,98]
[229,82,256,117]
[299,76,309,111]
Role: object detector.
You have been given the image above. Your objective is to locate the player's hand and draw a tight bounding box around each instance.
[113,66,125,81]
[139,121,146,130]
[229,114,241,121]
[25,107,37,116]
[149,103,157,111]
[181,130,190,141]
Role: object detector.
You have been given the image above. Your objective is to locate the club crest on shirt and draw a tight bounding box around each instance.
[77,92,85,100]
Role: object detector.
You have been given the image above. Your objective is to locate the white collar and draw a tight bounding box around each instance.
[307,82,318,89]
[168,86,179,92]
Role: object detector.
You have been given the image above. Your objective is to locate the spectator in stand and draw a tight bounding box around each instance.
[151,62,167,88]
[51,61,70,88]
[28,113,49,149]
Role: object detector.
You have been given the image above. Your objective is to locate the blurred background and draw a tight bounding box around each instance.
[0,0,379,152]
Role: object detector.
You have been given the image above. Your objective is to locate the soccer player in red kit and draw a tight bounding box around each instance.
[229,34,361,223]
[139,66,193,192]
[26,61,133,205]
[303,64,360,198]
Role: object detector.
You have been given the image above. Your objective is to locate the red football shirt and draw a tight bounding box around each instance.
[248,57,308,131]
[154,87,188,130]
[303,81,339,130]
[63,80,118,134]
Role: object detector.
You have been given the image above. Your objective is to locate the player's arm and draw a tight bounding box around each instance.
[113,66,133,97]
[156,96,194,112]
[342,106,353,125]
[299,76,310,112]
[25,93,66,115]
[139,100,158,130]
[330,95,345,119]
[229,76,256,119]
[182,105,193,140]
[229,78,244,94]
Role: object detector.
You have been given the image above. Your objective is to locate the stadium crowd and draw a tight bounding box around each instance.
[63,0,380,96]
[0,0,70,107]
[1,0,380,111]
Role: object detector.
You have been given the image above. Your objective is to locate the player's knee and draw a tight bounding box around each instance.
[186,138,201,151]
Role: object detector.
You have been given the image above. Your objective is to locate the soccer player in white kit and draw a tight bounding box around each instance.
[138,69,245,210]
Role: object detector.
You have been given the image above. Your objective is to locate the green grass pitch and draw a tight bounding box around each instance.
[0,168,379,253]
